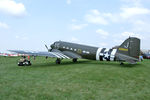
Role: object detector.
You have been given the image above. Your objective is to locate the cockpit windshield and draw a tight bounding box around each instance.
[53,42,60,49]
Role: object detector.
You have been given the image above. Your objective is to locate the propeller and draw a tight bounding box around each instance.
[45,44,52,52]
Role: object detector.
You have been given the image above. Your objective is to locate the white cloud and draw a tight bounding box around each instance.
[85,9,108,25]
[96,29,109,39]
[0,0,26,16]
[71,24,88,30]
[15,35,29,40]
[91,9,100,15]
[71,37,79,42]
[71,19,77,22]
[0,22,9,29]
[120,7,150,19]
[121,32,143,39]
[98,42,108,47]
[131,20,150,33]
[121,0,142,6]
[67,0,71,5]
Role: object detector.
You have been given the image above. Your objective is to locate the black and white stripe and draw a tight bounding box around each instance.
[50,52,70,59]
[96,48,117,61]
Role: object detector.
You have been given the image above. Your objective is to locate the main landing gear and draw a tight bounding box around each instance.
[56,58,61,64]
[120,62,124,65]
[55,58,78,64]
[72,58,77,63]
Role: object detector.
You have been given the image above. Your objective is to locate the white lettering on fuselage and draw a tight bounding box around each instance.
[83,50,90,54]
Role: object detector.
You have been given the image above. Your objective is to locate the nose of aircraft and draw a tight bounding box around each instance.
[50,43,54,49]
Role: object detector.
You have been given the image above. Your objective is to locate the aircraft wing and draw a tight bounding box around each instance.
[48,49,81,59]
[62,51,82,59]
[8,50,70,59]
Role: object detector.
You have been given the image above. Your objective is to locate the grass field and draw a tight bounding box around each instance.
[0,56,150,100]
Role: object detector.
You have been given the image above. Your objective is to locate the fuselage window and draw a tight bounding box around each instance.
[83,51,86,53]
[74,49,77,51]
[66,47,69,49]
[70,48,73,50]
[86,51,90,54]
[54,42,60,49]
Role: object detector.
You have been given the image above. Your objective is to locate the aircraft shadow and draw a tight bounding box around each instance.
[30,60,142,68]
[31,60,92,68]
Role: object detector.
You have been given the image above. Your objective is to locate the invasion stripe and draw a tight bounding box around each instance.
[56,52,70,59]
[108,49,113,55]
[110,49,117,61]
[100,48,106,56]
[50,52,61,58]
[96,48,102,60]
[54,52,68,59]
[55,52,66,58]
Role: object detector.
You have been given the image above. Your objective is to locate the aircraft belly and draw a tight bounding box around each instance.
[82,54,96,60]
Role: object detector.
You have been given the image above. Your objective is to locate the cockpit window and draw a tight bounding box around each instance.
[54,42,60,49]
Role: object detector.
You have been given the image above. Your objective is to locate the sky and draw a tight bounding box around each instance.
[0,0,150,52]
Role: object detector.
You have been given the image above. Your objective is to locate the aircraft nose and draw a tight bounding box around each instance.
[50,44,54,49]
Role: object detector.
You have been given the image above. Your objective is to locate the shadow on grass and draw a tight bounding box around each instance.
[30,59,143,68]
[31,60,92,68]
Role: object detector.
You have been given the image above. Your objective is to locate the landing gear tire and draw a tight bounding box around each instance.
[56,58,61,64]
[120,62,124,65]
[73,58,77,63]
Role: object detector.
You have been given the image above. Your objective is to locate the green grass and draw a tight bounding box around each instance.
[0,56,150,100]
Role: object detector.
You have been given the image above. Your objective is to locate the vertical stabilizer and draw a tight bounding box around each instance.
[117,37,140,60]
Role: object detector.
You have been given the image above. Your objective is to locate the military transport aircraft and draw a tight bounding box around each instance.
[9,37,140,65]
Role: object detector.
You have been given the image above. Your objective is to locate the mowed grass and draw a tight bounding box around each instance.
[0,56,150,100]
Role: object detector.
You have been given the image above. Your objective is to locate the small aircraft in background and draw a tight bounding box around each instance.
[9,37,140,66]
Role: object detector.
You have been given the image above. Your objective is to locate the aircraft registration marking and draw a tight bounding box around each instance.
[119,48,128,51]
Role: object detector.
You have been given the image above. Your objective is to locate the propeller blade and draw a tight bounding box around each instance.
[45,44,52,52]
[45,45,49,50]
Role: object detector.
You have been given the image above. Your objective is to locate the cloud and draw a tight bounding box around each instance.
[98,42,108,47]
[0,22,9,29]
[71,24,88,30]
[71,19,77,22]
[96,29,109,39]
[0,0,26,17]
[15,35,29,40]
[85,9,108,25]
[132,20,150,33]
[121,32,143,39]
[120,7,150,19]
[70,37,79,42]
[121,0,142,6]
[67,0,71,5]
